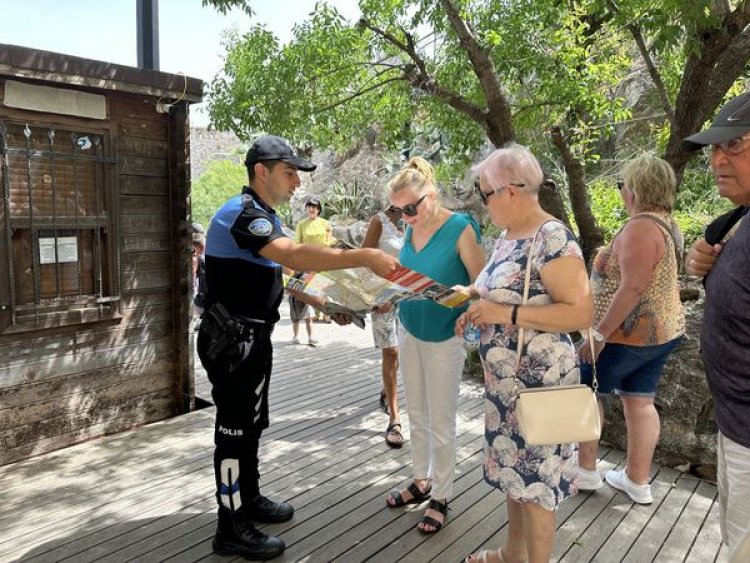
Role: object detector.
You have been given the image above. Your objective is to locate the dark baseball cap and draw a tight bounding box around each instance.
[244,135,316,171]
[682,91,750,152]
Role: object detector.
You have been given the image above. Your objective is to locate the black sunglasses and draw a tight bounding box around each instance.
[616,180,624,190]
[474,179,525,205]
[391,194,427,217]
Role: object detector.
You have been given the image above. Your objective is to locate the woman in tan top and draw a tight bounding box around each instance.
[578,154,685,505]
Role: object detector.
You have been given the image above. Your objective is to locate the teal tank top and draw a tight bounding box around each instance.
[398,213,481,342]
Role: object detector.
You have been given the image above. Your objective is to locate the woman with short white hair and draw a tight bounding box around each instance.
[457,144,592,563]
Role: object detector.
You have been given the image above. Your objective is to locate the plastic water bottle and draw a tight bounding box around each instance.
[463,322,481,350]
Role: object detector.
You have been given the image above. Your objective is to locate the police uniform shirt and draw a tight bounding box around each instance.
[204,187,287,323]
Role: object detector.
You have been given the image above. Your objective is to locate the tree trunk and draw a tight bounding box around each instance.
[550,126,604,262]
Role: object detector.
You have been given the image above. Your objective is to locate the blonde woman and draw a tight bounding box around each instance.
[456,145,592,563]
[578,154,685,504]
[384,157,485,534]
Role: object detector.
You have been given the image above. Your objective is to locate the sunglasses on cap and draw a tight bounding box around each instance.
[390,194,427,217]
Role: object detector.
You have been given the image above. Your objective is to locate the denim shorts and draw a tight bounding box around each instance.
[580,337,683,397]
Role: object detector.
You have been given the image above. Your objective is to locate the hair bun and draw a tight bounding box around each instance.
[405,156,436,183]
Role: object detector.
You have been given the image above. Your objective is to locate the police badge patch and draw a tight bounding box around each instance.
[247,218,273,237]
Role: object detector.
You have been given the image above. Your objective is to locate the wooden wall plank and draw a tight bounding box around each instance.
[118,137,169,160]
[121,194,170,215]
[120,213,171,234]
[0,338,175,388]
[119,176,169,196]
[121,249,172,270]
[121,234,171,252]
[118,156,168,178]
[0,370,175,429]
[108,94,160,119]
[121,268,171,291]
[117,116,168,141]
[0,358,174,410]
[0,322,173,370]
[0,393,177,465]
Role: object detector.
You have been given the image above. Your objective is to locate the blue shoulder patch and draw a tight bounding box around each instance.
[247,218,273,237]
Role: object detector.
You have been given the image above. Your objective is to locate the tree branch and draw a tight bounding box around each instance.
[437,0,513,128]
[314,76,406,113]
[628,23,675,123]
[359,17,488,126]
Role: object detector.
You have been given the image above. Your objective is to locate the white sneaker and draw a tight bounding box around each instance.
[308,339,318,347]
[291,337,300,345]
[605,468,653,504]
[577,467,604,491]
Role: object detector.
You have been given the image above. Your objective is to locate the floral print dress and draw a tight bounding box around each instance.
[474,221,583,511]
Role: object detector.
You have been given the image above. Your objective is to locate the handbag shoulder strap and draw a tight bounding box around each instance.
[512,219,598,390]
[630,213,682,268]
[513,220,556,373]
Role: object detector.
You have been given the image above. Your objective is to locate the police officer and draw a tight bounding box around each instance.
[197,135,399,560]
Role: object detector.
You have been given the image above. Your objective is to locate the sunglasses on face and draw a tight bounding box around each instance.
[391,194,427,217]
[705,133,750,156]
[474,179,525,205]
[385,206,403,217]
[616,180,624,191]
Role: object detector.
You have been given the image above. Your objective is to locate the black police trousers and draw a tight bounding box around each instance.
[197,326,272,513]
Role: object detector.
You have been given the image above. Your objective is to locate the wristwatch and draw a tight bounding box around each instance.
[591,328,607,343]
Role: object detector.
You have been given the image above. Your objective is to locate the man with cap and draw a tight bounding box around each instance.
[682,92,750,560]
[197,134,399,559]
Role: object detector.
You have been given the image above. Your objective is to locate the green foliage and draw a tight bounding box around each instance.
[191,160,247,228]
[202,0,253,16]
[587,168,733,247]
[321,180,378,221]
[205,0,749,241]
[674,162,734,244]
[192,159,294,229]
[587,179,628,242]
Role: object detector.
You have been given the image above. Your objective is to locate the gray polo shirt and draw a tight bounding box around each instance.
[701,215,750,448]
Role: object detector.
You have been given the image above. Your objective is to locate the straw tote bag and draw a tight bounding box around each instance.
[513,222,602,446]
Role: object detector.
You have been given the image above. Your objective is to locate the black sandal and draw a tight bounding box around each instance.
[379,390,389,414]
[386,482,431,508]
[385,422,404,448]
[418,498,448,534]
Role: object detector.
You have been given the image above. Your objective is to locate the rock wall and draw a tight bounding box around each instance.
[189,127,244,180]
[600,281,717,477]
[465,278,718,477]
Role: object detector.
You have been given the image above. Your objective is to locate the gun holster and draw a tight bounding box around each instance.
[202,303,247,361]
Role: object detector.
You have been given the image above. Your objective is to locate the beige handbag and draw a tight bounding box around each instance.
[512,222,602,446]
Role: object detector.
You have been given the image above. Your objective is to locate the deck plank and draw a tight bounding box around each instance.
[0,315,727,563]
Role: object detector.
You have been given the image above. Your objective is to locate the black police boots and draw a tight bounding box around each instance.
[213,508,285,560]
[245,494,295,523]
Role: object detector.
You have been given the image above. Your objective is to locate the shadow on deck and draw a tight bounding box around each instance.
[0,315,726,562]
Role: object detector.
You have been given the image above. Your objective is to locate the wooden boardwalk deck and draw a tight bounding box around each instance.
[0,309,728,562]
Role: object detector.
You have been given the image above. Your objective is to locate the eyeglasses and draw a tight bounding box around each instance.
[391,194,427,217]
[385,206,403,217]
[706,133,750,156]
[475,180,525,205]
[616,180,624,190]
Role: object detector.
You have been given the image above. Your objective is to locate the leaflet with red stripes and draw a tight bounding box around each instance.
[284,265,470,312]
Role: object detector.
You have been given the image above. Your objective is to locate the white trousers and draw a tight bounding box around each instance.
[717,431,750,560]
[398,328,465,499]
